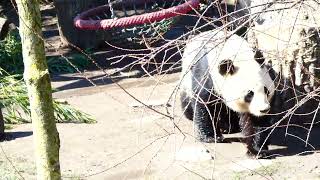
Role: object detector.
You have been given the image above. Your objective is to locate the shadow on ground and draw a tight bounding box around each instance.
[50,45,182,91]
[0,131,33,142]
[217,125,320,159]
[268,126,320,157]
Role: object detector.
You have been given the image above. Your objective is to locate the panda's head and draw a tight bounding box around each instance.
[215,51,275,117]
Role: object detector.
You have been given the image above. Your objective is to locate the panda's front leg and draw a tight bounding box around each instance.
[240,113,271,158]
[193,99,224,143]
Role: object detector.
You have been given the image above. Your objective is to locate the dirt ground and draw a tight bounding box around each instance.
[1,2,320,180]
[1,71,320,180]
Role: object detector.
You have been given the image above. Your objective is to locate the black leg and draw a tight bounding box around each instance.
[240,113,271,158]
[180,92,194,120]
[218,105,240,134]
[192,98,224,143]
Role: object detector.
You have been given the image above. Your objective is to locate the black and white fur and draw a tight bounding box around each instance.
[180,30,276,157]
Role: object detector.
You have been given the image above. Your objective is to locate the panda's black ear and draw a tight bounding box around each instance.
[218,59,236,76]
[254,49,265,65]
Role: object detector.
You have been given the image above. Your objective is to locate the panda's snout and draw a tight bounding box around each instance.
[260,107,270,114]
[260,95,271,114]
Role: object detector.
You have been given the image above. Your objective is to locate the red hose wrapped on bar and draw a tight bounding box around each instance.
[74,0,200,30]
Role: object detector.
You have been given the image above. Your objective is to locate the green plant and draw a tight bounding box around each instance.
[0,32,95,124]
[0,31,24,75]
[47,52,91,74]
[0,68,96,124]
[0,31,92,75]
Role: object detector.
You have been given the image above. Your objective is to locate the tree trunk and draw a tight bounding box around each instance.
[53,0,109,49]
[16,0,61,179]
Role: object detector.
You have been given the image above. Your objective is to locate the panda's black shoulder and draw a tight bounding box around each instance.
[190,48,215,92]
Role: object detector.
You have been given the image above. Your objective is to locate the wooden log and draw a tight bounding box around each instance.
[53,0,110,49]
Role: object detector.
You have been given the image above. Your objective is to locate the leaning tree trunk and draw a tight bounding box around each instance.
[16,0,61,179]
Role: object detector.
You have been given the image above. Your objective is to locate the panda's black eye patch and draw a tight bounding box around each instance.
[244,91,254,103]
[218,59,236,75]
[264,87,270,96]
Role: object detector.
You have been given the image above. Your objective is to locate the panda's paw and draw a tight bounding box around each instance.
[246,149,270,159]
[197,134,225,143]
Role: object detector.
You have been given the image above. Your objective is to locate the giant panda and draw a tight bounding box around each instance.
[179,30,276,157]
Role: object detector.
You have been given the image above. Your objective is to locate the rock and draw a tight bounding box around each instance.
[175,146,214,162]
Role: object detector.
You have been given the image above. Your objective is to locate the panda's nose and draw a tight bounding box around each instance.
[260,108,270,114]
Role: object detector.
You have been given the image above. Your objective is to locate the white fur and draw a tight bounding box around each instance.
[180,30,275,116]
